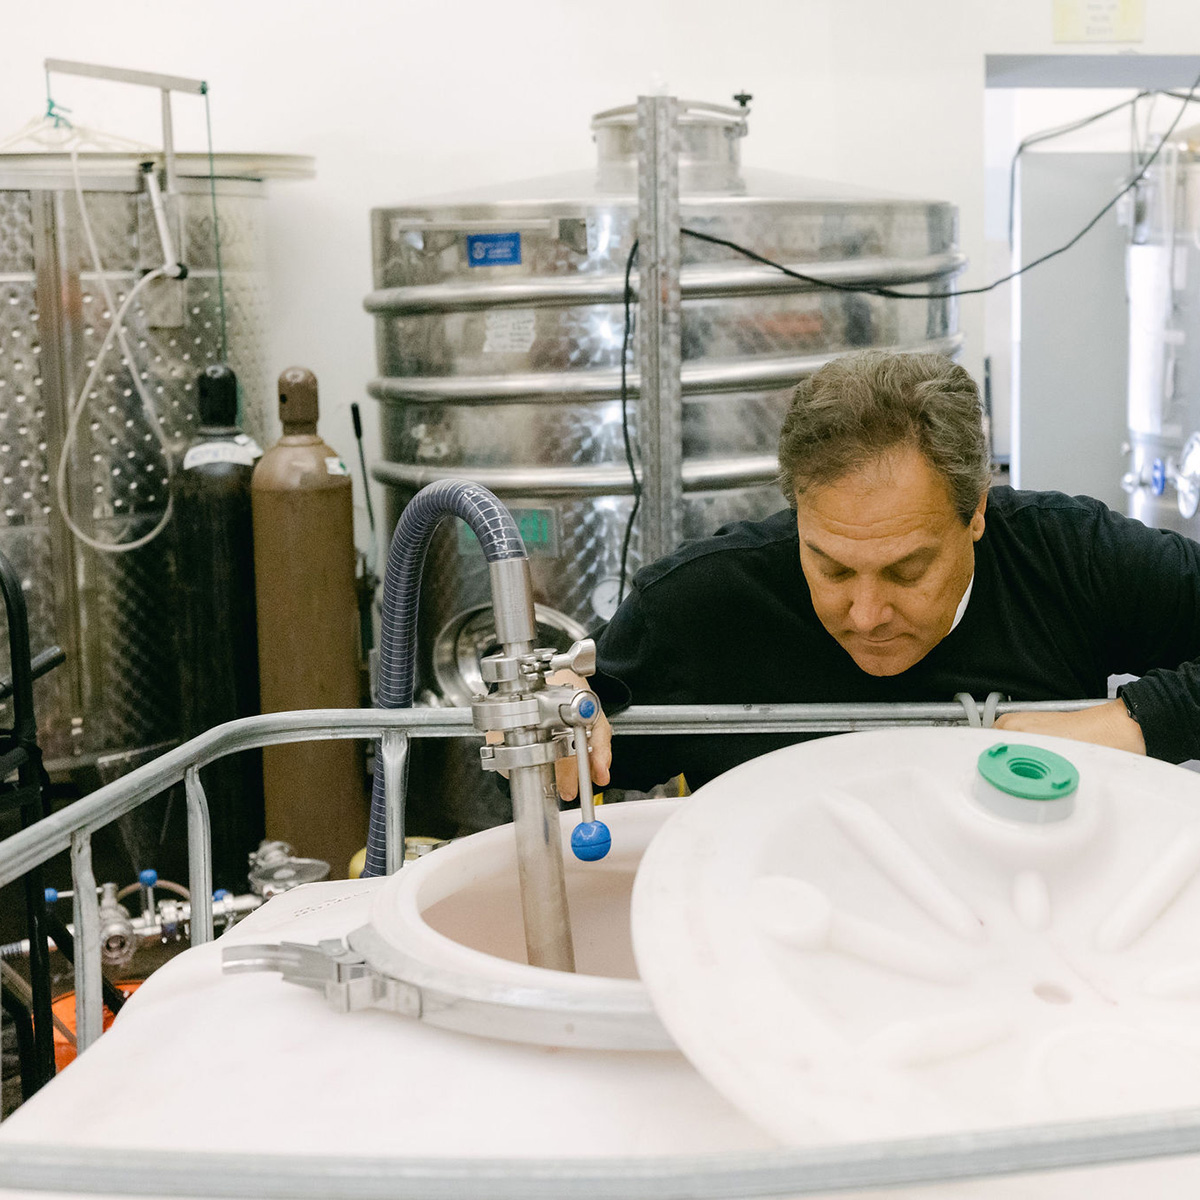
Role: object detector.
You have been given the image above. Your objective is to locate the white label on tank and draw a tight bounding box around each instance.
[325,456,350,476]
[483,309,536,354]
[182,442,258,470]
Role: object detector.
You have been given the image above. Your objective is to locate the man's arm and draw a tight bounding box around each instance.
[993,698,1146,754]
[999,500,1199,760]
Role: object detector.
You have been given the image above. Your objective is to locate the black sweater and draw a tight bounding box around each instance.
[592,488,1200,791]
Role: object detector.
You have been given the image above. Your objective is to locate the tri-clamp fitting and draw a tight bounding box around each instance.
[472,636,611,973]
[474,636,610,860]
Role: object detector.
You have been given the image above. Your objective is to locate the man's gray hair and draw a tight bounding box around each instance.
[777,351,991,524]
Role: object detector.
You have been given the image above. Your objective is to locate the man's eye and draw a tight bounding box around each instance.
[823,566,852,581]
[888,565,928,585]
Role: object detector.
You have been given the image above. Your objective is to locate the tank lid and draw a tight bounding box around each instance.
[372,98,954,212]
[198,364,239,427]
[591,98,749,195]
[0,116,314,182]
[590,98,750,130]
[278,367,319,433]
[0,151,316,181]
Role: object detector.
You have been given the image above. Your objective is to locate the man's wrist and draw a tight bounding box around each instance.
[1108,696,1147,755]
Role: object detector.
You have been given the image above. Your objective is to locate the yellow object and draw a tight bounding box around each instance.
[348,847,366,880]
[1052,0,1143,43]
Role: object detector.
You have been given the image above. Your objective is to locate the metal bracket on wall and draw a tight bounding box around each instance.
[635,95,683,564]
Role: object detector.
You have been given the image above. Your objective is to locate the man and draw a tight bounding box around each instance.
[558,350,1200,799]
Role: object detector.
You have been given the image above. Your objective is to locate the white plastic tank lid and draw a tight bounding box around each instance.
[630,727,1200,1147]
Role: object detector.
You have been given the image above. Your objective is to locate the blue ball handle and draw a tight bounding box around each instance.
[571,819,611,862]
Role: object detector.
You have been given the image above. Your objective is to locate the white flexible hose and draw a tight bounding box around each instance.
[56,145,177,553]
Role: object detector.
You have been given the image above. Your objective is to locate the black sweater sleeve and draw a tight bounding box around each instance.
[591,580,691,792]
[1084,502,1200,762]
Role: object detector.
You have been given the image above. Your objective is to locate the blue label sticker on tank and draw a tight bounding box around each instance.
[466,231,521,267]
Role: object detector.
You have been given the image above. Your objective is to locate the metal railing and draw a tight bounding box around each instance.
[14,697,1200,1200]
[0,698,1102,1051]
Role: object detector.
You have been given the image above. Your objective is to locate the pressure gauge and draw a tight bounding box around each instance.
[590,576,623,621]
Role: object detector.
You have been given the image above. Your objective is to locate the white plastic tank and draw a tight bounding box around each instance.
[7,728,1200,1199]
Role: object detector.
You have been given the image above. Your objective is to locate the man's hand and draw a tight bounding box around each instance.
[993,698,1146,755]
[548,669,613,801]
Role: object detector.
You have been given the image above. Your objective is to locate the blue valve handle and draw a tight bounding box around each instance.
[571,819,611,862]
[1152,458,1167,497]
[138,868,158,888]
[568,691,611,862]
[573,711,597,825]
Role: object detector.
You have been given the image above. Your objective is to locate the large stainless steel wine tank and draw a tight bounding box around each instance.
[0,148,309,790]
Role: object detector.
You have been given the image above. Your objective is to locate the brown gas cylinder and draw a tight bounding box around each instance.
[251,367,367,876]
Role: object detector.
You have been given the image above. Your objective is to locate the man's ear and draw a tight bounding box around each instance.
[970,491,987,543]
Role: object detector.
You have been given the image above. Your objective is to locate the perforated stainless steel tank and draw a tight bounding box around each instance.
[0,150,310,788]
[365,100,962,836]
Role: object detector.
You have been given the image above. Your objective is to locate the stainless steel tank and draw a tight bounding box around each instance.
[365,100,963,836]
[0,149,310,787]
[1123,127,1200,532]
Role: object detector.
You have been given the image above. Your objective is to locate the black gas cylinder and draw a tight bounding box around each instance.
[171,364,264,891]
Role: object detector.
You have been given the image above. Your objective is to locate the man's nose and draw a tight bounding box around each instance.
[846,581,894,632]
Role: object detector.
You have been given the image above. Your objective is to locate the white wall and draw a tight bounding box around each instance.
[4,0,1200,551]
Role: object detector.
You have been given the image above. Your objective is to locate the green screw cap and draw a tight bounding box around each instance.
[978,743,1079,801]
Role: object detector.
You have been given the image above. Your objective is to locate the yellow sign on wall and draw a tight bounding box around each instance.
[1053,0,1145,42]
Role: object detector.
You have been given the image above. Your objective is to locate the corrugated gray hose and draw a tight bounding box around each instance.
[363,479,526,878]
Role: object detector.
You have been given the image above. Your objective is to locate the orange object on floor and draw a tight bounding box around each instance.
[51,981,141,1071]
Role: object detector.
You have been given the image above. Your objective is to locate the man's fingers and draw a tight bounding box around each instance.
[555,754,580,802]
[554,712,613,800]
[589,712,613,787]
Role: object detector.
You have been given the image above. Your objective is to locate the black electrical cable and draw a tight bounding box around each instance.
[1006,90,1154,248]
[684,65,1200,302]
[1007,89,1200,248]
[617,238,640,604]
[350,402,377,547]
[678,226,946,299]
[1007,88,1200,248]
[1129,96,1139,175]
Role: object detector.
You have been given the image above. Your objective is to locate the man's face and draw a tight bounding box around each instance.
[795,444,986,677]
